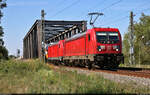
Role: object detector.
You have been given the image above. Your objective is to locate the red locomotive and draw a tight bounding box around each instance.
[46,27,124,69]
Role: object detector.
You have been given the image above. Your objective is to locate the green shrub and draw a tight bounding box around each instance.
[0,59,149,94]
[0,59,49,75]
[0,46,8,60]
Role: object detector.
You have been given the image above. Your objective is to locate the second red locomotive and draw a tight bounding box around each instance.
[46,27,124,69]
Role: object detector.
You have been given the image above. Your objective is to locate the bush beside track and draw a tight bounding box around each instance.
[120,63,150,69]
[0,59,149,94]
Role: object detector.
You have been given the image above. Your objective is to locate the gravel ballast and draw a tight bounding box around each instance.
[64,67,150,88]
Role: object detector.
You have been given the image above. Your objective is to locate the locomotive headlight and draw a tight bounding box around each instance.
[113,45,120,51]
[97,46,101,51]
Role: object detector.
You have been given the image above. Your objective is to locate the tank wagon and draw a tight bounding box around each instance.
[46,27,124,69]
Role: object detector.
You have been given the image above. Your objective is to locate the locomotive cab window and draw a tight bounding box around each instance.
[96,32,107,43]
[88,34,90,41]
[96,32,119,44]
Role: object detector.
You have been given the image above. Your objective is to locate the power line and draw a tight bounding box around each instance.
[50,0,80,18]
[76,0,106,19]
[86,0,123,23]
[56,0,67,6]
[86,0,107,12]
[100,0,123,11]
[76,0,123,20]
[100,15,129,26]
[98,1,149,22]
[47,0,68,12]
[100,7,150,26]
[91,0,124,25]
[77,0,106,17]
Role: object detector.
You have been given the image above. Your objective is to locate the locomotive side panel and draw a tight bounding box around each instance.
[58,40,64,57]
[53,45,59,58]
[64,36,86,57]
[48,44,59,59]
[86,30,97,55]
[48,46,52,58]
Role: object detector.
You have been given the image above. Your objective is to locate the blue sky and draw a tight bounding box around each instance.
[2,0,150,56]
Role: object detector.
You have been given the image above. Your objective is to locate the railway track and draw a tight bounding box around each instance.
[47,63,150,79]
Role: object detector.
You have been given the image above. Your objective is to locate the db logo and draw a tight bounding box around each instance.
[107,46,111,51]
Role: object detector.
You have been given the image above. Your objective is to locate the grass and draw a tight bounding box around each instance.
[119,63,150,69]
[0,59,150,94]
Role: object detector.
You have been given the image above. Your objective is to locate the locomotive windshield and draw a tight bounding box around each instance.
[96,32,119,44]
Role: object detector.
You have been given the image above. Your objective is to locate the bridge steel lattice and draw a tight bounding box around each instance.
[23,20,87,59]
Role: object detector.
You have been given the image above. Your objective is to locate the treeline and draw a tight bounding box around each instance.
[0,0,8,61]
[123,13,150,65]
[0,46,8,60]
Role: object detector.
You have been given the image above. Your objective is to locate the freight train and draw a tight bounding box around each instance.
[45,27,124,69]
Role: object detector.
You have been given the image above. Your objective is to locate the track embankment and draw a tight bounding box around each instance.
[47,63,150,88]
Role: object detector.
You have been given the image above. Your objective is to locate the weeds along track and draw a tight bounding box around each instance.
[47,63,150,79]
[95,67,150,79]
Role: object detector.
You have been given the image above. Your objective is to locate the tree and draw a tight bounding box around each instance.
[0,46,8,60]
[123,13,150,65]
[0,0,7,42]
[17,49,20,58]
[9,55,16,59]
[0,26,4,46]
[0,0,7,60]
